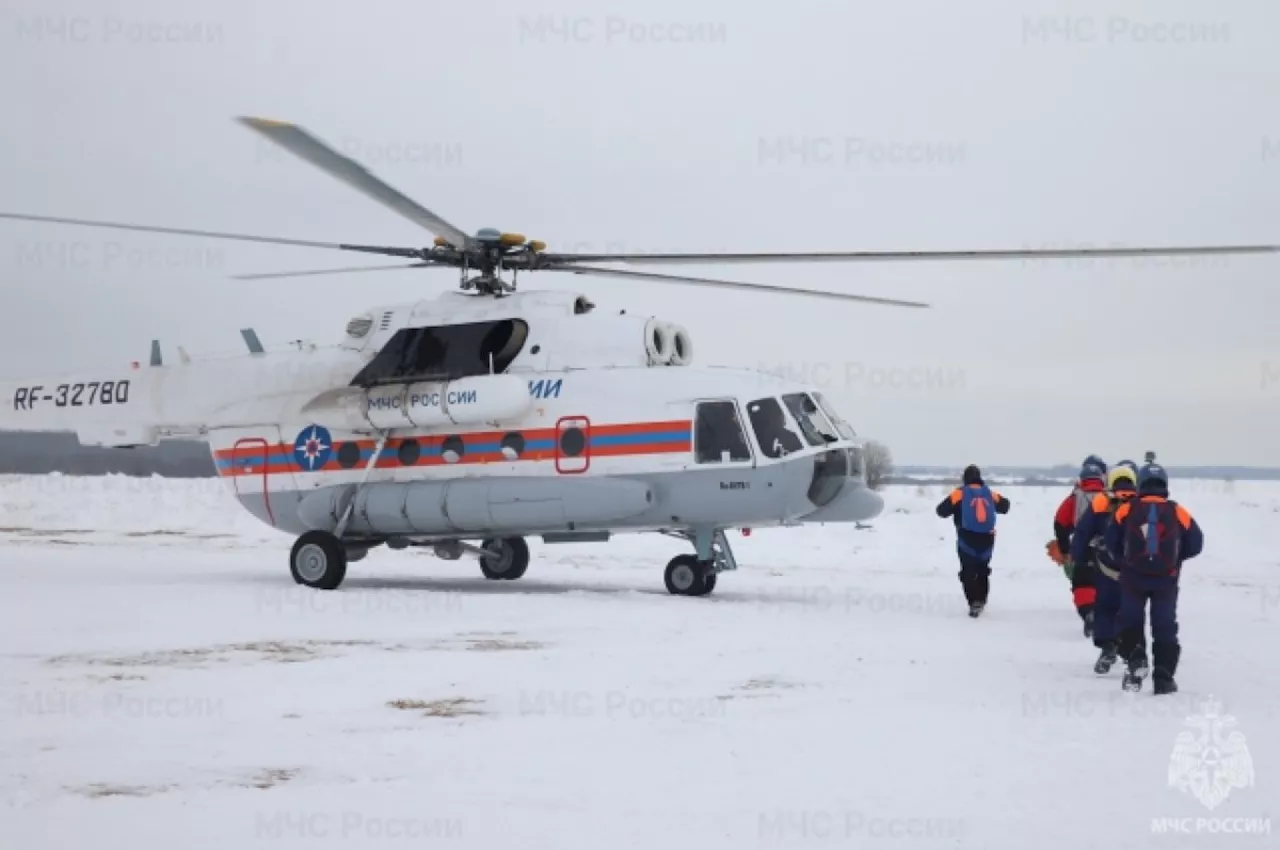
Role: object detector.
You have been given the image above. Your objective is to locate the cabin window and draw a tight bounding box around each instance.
[349,319,529,388]
[500,432,525,459]
[746,397,805,459]
[398,439,421,466]
[442,435,466,463]
[694,400,751,463]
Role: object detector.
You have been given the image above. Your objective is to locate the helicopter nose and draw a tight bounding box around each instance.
[800,482,884,524]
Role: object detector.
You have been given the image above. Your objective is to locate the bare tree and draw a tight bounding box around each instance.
[863,440,893,491]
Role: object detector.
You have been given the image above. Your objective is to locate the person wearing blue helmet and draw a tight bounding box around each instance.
[1104,463,1204,695]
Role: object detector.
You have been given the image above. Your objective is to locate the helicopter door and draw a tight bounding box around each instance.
[231,437,277,526]
[555,416,590,474]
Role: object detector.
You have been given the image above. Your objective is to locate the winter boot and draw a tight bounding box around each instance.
[1122,661,1148,692]
[968,602,984,618]
[1152,642,1180,696]
[1094,641,1119,674]
[1080,607,1094,639]
[1115,627,1148,690]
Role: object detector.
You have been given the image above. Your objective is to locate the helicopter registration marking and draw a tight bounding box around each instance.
[13,380,131,411]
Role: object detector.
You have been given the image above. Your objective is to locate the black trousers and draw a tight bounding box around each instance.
[957,550,991,604]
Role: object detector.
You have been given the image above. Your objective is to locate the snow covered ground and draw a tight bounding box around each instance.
[2,473,1277,849]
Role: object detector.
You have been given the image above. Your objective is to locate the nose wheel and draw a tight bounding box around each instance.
[661,528,736,596]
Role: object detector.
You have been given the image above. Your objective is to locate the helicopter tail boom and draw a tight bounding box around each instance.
[0,346,361,448]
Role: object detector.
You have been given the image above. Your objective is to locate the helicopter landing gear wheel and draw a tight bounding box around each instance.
[290,531,348,590]
[664,555,716,596]
[479,537,529,580]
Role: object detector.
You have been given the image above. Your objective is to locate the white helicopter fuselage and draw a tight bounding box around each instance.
[0,290,883,548]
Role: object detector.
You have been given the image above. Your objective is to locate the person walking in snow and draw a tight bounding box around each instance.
[936,464,1010,618]
[1104,463,1203,695]
[1049,458,1108,638]
[1071,464,1141,674]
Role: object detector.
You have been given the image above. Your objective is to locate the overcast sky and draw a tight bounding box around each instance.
[3,0,1278,467]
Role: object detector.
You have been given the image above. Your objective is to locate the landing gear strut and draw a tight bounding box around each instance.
[661,528,737,597]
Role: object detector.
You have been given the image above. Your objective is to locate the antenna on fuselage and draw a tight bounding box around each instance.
[149,339,163,366]
[241,328,265,355]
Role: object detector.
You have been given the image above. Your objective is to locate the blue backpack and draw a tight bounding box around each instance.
[1122,499,1182,576]
[959,485,997,534]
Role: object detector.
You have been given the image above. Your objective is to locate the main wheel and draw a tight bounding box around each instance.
[664,554,710,596]
[291,531,348,590]
[479,537,530,580]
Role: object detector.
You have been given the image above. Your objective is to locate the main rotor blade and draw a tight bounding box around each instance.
[0,211,346,250]
[546,264,929,308]
[237,116,473,249]
[542,244,1280,266]
[230,262,432,281]
[0,211,427,259]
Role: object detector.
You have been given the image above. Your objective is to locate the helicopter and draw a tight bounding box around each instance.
[2,116,1277,597]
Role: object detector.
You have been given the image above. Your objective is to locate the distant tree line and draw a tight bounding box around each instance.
[0,432,214,477]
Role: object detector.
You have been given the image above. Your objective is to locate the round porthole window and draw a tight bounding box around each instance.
[442,435,465,464]
[398,439,421,466]
[337,442,362,469]
[559,426,586,457]
[500,432,525,460]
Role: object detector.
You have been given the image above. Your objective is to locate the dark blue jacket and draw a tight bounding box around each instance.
[1103,494,1204,575]
[1070,489,1137,571]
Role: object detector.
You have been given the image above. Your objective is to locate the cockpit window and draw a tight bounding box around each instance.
[813,392,856,440]
[746,397,805,459]
[782,393,839,445]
